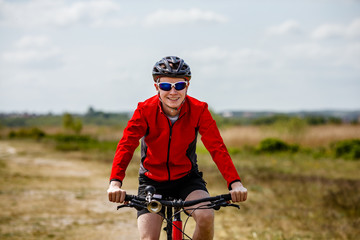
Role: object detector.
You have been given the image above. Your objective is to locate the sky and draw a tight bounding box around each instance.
[0,0,359,114]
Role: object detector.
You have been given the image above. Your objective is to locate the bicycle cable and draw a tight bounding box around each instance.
[182,204,216,240]
[161,209,193,240]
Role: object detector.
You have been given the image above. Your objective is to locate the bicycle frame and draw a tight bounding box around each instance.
[172,211,182,240]
[164,206,182,240]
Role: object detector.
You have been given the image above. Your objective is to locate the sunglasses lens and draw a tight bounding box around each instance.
[174,82,186,91]
[159,83,172,91]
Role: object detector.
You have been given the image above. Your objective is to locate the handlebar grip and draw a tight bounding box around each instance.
[220,194,232,201]
[125,194,137,201]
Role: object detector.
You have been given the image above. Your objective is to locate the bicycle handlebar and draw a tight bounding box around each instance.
[120,193,237,212]
[117,187,239,240]
[126,194,231,207]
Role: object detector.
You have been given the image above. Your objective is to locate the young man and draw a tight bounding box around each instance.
[107,56,247,240]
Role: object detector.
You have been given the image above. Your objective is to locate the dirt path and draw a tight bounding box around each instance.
[0,140,139,240]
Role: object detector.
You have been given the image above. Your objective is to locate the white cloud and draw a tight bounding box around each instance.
[3,48,61,63]
[188,46,269,65]
[338,42,360,68]
[282,43,330,59]
[144,8,228,27]
[187,47,227,62]
[14,35,50,48]
[312,18,360,39]
[0,0,126,28]
[266,20,302,35]
[2,35,62,67]
[273,41,360,71]
[312,24,344,39]
[348,18,360,37]
[185,46,270,81]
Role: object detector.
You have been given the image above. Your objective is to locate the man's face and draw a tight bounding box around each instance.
[155,77,189,113]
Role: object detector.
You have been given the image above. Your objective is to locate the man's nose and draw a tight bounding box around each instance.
[169,87,177,93]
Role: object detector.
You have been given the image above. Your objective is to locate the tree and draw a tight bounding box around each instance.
[62,113,83,134]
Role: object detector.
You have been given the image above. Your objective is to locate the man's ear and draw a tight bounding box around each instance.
[185,81,190,92]
[154,83,159,92]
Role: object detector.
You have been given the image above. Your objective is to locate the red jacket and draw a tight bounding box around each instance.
[110,95,241,188]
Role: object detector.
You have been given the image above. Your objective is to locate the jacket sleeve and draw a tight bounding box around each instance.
[109,104,148,183]
[198,104,241,188]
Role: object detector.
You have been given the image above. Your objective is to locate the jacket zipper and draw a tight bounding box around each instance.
[164,113,185,181]
[166,119,172,181]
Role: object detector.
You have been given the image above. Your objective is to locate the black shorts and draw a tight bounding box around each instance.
[137,170,208,218]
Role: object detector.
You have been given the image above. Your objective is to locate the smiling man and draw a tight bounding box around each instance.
[107,56,247,240]
[155,76,188,116]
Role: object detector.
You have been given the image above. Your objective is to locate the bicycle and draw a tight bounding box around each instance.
[117,186,240,240]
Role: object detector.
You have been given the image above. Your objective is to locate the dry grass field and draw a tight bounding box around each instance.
[0,124,360,239]
[221,124,360,147]
[0,140,140,240]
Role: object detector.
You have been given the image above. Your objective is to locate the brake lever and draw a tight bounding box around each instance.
[117,204,130,210]
[227,203,240,209]
[117,202,147,211]
[210,200,240,210]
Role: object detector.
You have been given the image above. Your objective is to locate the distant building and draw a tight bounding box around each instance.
[222,111,233,118]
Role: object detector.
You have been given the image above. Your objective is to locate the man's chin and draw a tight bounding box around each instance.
[165,100,180,108]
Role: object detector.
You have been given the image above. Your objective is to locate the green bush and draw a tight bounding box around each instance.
[332,139,360,160]
[256,138,299,153]
[52,134,94,143]
[8,127,46,140]
[51,134,96,151]
[50,134,117,153]
[304,115,327,125]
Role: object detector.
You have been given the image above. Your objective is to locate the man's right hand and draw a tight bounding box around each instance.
[107,181,126,203]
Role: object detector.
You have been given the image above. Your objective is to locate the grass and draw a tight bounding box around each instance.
[0,140,140,240]
[221,124,360,148]
[190,137,360,239]
[1,124,360,239]
[207,152,360,239]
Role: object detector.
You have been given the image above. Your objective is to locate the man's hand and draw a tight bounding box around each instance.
[107,181,126,203]
[229,181,248,202]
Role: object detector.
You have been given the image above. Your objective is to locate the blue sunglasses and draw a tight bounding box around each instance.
[157,81,187,91]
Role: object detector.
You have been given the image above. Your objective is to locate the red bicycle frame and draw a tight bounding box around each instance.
[166,207,184,240]
[172,211,182,240]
